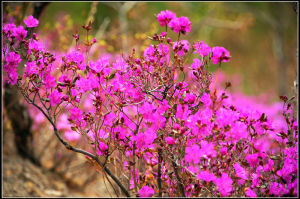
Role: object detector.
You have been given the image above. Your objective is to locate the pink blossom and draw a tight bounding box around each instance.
[64,130,81,141]
[269,182,289,196]
[173,40,190,57]
[211,46,230,65]
[199,140,217,159]
[28,38,44,54]
[157,10,176,26]
[49,89,62,106]
[197,170,216,182]
[165,136,175,145]
[184,93,196,104]
[3,23,16,37]
[168,16,191,35]
[191,58,204,70]
[4,52,21,85]
[194,41,211,57]
[24,61,39,77]
[219,147,227,155]
[89,56,109,73]
[65,50,86,70]
[245,188,257,197]
[245,153,259,168]
[138,185,155,197]
[13,26,27,41]
[233,162,248,180]
[69,107,82,121]
[200,92,212,107]
[185,144,201,164]
[43,74,57,89]
[91,38,97,44]
[214,173,233,197]
[24,15,39,27]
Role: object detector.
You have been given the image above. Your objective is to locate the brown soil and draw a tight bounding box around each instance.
[2,120,117,197]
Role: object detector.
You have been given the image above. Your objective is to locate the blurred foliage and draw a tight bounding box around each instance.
[3,2,298,101]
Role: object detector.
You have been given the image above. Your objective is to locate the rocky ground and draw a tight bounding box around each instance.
[2,120,118,197]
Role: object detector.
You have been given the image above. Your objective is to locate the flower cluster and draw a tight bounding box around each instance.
[2,10,297,198]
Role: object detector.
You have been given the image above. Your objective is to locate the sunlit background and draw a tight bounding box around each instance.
[4,2,297,101]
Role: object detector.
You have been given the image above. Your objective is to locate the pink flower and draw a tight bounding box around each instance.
[138,185,155,197]
[233,162,248,180]
[28,38,44,54]
[211,46,230,65]
[199,140,217,159]
[13,26,27,41]
[24,15,39,27]
[184,93,196,104]
[173,40,190,57]
[197,170,216,182]
[220,147,227,155]
[168,16,191,35]
[4,52,21,85]
[245,188,257,197]
[214,173,233,197]
[69,107,82,121]
[165,136,175,145]
[3,23,16,37]
[185,144,201,164]
[49,89,62,106]
[200,92,212,107]
[194,41,211,57]
[64,130,81,141]
[245,153,259,168]
[91,38,97,44]
[269,182,289,196]
[43,74,57,89]
[190,58,204,70]
[24,61,39,77]
[157,10,176,26]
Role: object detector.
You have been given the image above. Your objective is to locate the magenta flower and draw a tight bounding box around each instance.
[28,38,44,54]
[190,58,204,70]
[269,182,289,196]
[138,185,155,197]
[3,23,16,37]
[214,173,233,197]
[157,10,176,26]
[194,41,211,57]
[69,107,82,121]
[173,40,190,57]
[24,61,39,77]
[4,52,21,85]
[91,37,97,44]
[199,140,217,159]
[245,153,259,168]
[211,46,230,65]
[165,136,175,145]
[49,89,63,106]
[245,188,257,197]
[64,130,81,141]
[43,74,57,89]
[233,162,248,180]
[197,170,216,182]
[200,92,212,107]
[185,144,201,164]
[13,26,27,41]
[168,16,191,35]
[24,15,39,27]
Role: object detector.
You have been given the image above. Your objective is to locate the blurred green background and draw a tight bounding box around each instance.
[3,2,298,102]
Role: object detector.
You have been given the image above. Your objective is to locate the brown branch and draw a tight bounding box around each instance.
[23,93,131,197]
[171,155,185,197]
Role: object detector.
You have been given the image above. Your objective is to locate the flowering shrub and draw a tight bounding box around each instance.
[2,10,298,197]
